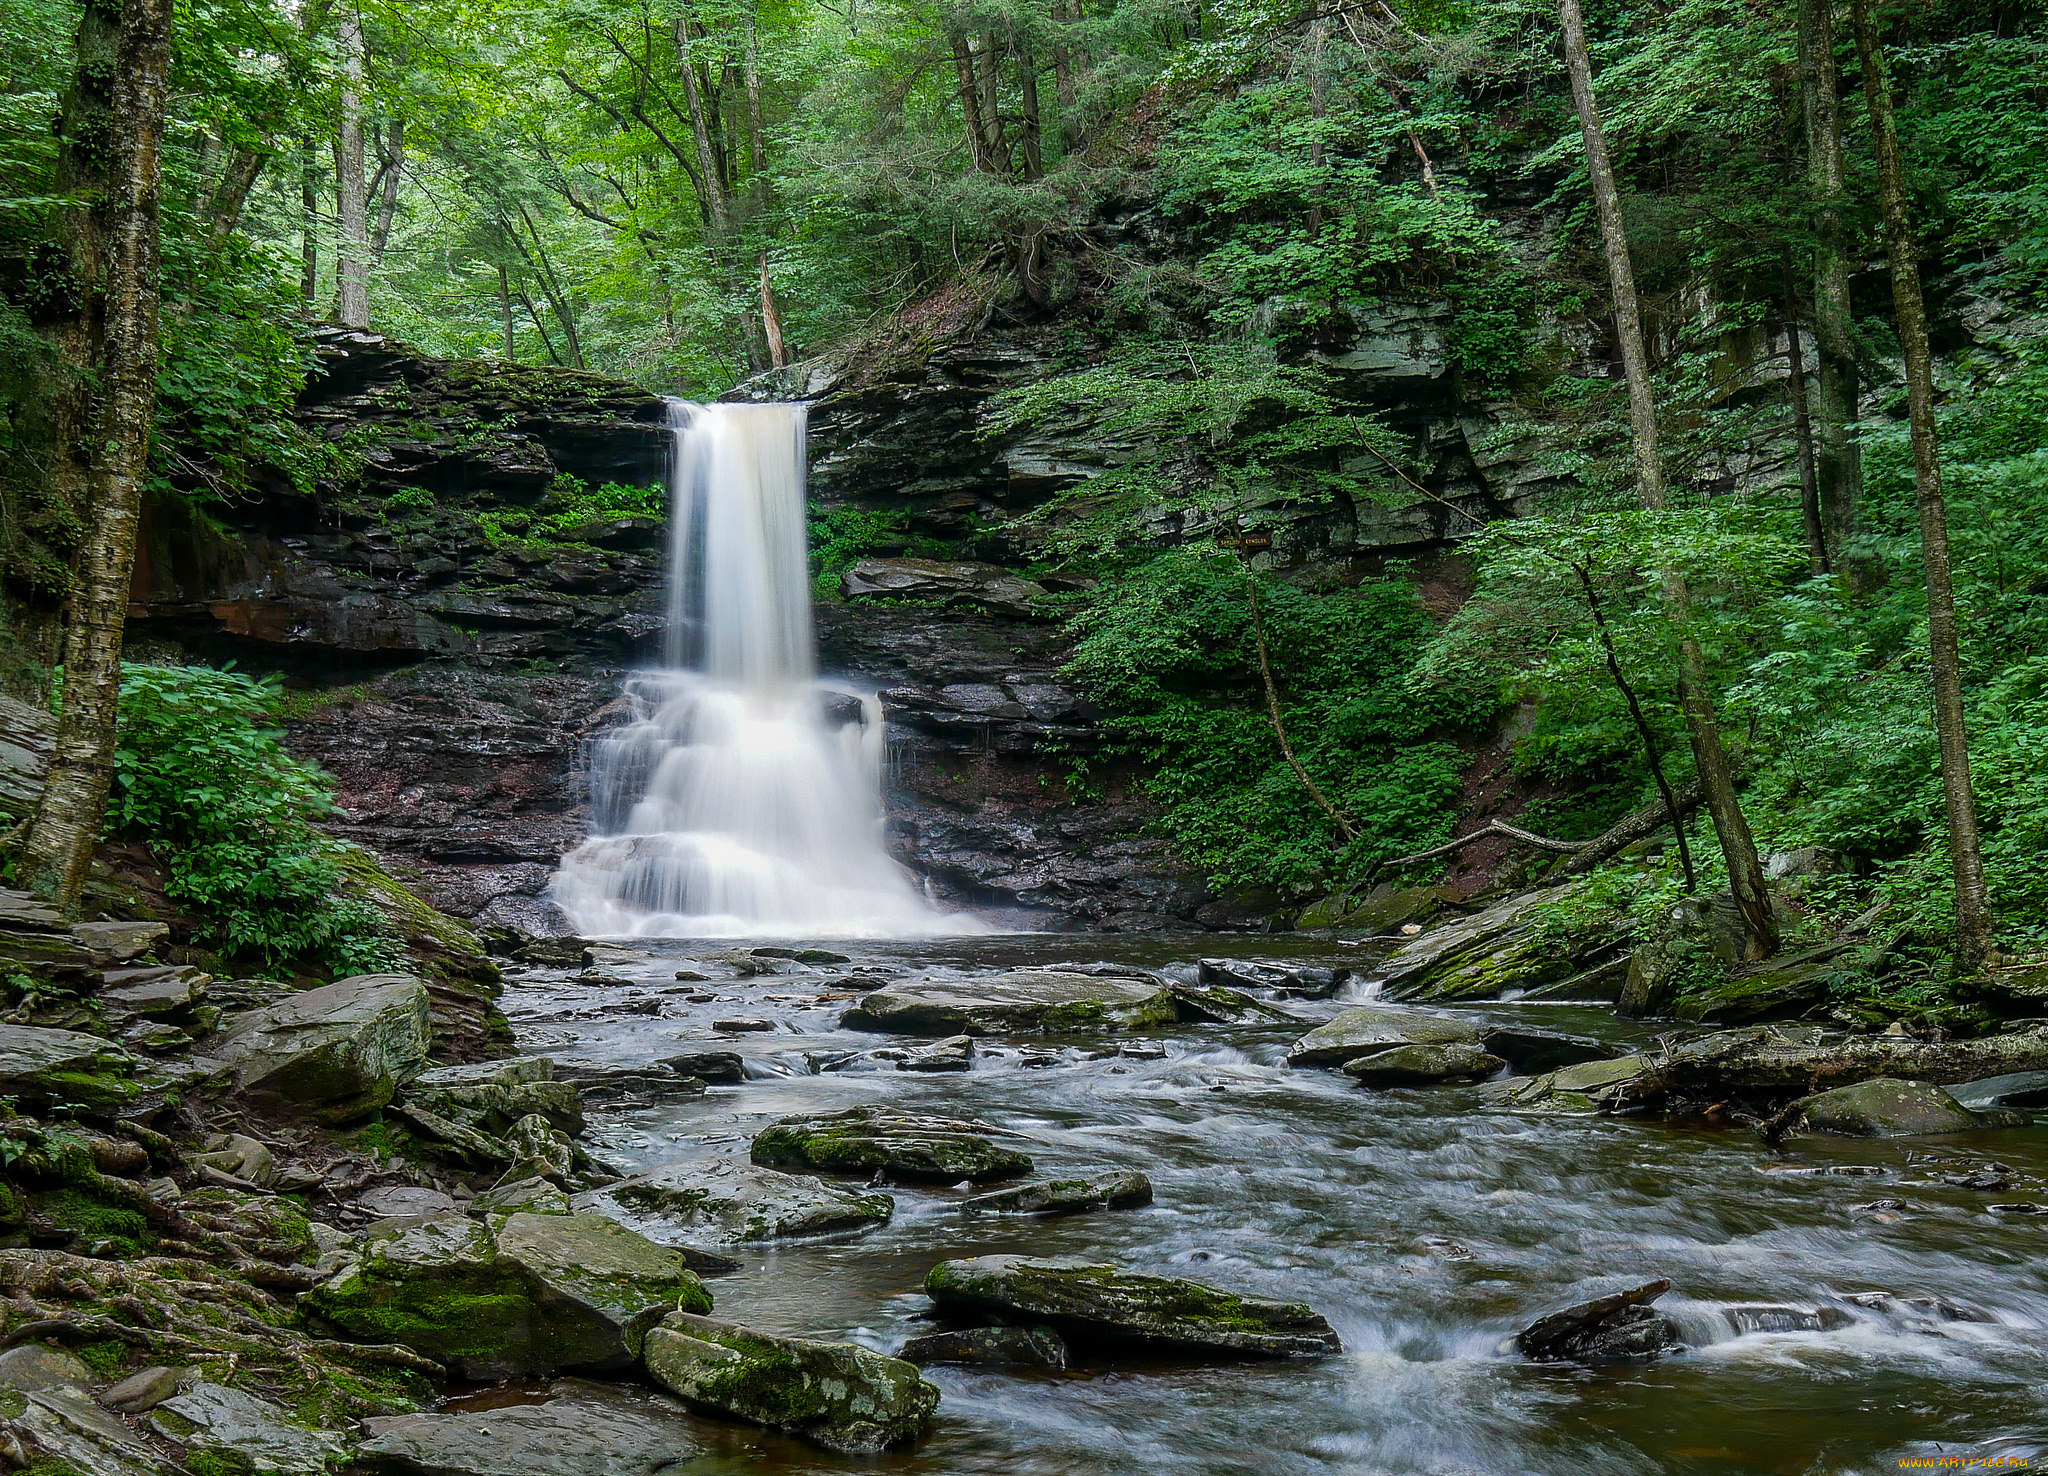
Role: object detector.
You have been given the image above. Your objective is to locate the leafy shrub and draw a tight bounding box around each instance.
[111,665,399,977]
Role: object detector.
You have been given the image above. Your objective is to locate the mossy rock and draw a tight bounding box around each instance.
[1286,1007,1481,1069]
[642,1312,938,1454]
[0,1026,144,1115]
[922,1255,1342,1358]
[302,1212,709,1378]
[751,1107,1032,1183]
[597,1158,894,1242]
[213,974,432,1123]
[1792,1078,2006,1137]
[840,970,1177,1037]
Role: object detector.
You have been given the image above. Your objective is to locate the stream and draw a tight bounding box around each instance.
[499,934,2048,1475]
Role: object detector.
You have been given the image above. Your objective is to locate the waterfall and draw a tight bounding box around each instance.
[550,400,973,938]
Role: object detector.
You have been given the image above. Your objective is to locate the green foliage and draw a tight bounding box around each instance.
[111,665,400,977]
[469,475,664,549]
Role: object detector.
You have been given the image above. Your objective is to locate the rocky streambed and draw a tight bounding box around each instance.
[481,934,2048,1474]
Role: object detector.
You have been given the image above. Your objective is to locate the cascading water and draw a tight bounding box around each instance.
[550,400,972,938]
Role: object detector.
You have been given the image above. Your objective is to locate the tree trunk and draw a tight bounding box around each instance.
[1783,309,1830,575]
[758,251,788,368]
[743,14,767,179]
[1852,0,1994,972]
[1018,43,1044,181]
[1557,0,1778,958]
[369,118,404,259]
[16,0,175,908]
[1798,0,1860,560]
[975,34,1004,168]
[203,147,266,249]
[300,157,319,310]
[511,206,584,368]
[1052,0,1078,152]
[671,20,729,229]
[952,35,995,172]
[333,3,370,326]
[1559,777,1706,875]
[498,265,514,360]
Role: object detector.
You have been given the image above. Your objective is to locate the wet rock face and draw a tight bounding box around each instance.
[1286,1006,1483,1069]
[594,1158,896,1242]
[1514,1279,1679,1362]
[358,1379,707,1476]
[923,1255,1344,1358]
[841,970,1180,1036]
[751,1106,1034,1183]
[213,973,433,1123]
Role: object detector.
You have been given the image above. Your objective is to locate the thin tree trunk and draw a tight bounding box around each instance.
[975,34,1004,168]
[369,118,404,259]
[511,207,583,368]
[1557,0,1778,958]
[333,3,370,326]
[1018,43,1044,180]
[17,0,175,908]
[204,147,266,249]
[498,266,514,360]
[672,21,728,229]
[1852,0,1993,972]
[1052,0,1078,152]
[1783,306,1830,575]
[1574,563,1696,891]
[743,14,767,179]
[758,251,788,368]
[1244,567,1356,843]
[952,35,996,172]
[300,157,319,310]
[1798,0,1860,561]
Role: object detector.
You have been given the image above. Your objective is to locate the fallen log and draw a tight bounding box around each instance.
[1378,780,1706,877]
[1610,1024,2048,1110]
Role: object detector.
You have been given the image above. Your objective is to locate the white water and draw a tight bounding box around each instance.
[551,401,973,938]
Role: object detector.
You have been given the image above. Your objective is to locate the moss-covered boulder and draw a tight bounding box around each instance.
[642,1311,939,1454]
[840,969,1177,1036]
[302,1211,711,1378]
[958,1170,1152,1216]
[148,1382,347,1475]
[751,1107,1032,1183]
[214,973,432,1122]
[923,1255,1342,1358]
[1286,1006,1481,1069]
[596,1158,894,1241]
[399,1057,583,1137]
[0,1025,144,1113]
[1342,1042,1506,1086]
[1494,1054,1653,1113]
[1792,1078,2002,1137]
[1376,883,1604,1001]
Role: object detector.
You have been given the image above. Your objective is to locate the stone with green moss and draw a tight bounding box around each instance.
[1792,1077,2000,1137]
[1341,1042,1506,1086]
[642,1311,939,1454]
[301,1211,710,1378]
[0,1343,166,1476]
[399,1059,582,1137]
[595,1157,894,1242]
[1286,1006,1481,1069]
[1495,1054,1652,1113]
[0,1026,143,1114]
[750,1107,1032,1183]
[924,1255,1342,1358]
[147,1383,345,1475]
[957,1170,1152,1215]
[214,974,431,1123]
[839,969,1177,1036]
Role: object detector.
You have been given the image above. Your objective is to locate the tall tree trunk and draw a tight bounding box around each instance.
[1052,0,1078,152]
[743,13,767,179]
[333,3,370,326]
[975,34,1005,169]
[300,156,319,310]
[758,252,788,368]
[498,266,514,360]
[203,147,266,249]
[1852,0,1993,972]
[369,118,404,259]
[17,0,174,908]
[511,206,583,368]
[1018,43,1044,181]
[1783,307,1830,575]
[1557,0,1779,958]
[671,20,729,229]
[952,35,996,172]
[1798,0,1860,562]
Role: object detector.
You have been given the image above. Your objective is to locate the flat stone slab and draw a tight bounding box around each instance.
[149,1383,345,1475]
[644,1311,939,1454]
[958,1170,1152,1216]
[0,1024,140,1112]
[1377,884,1580,997]
[841,970,1178,1036]
[924,1255,1342,1359]
[1478,1026,1615,1073]
[901,1325,1068,1370]
[358,1378,706,1476]
[595,1158,895,1241]
[752,1107,1033,1183]
[1287,1006,1482,1068]
[1950,1070,2048,1110]
[1342,1042,1505,1086]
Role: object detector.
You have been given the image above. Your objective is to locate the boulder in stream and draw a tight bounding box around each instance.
[594,1157,895,1241]
[1514,1278,1679,1362]
[1478,1026,1616,1074]
[1286,1006,1482,1069]
[302,1211,711,1378]
[1196,959,1350,999]
[923,1255,1343,1358]
[901,1325,1068,1370]
[1376,883,1588,1000]
[1166,983,1299,1025]
[1342,1042,1505,1086]
[840,969,1178,1036]
[213,973,432,1121]
[751,1106,1033,1182]
[643,1311,940,1454]
[358,1378,706,1476]
[1792,1078,2008,1137]
[958,1170,1153,1215]
[1496,1054,1653,1112]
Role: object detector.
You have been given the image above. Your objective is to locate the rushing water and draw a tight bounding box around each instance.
[551,402,970,938]
[503,934,2048,1475]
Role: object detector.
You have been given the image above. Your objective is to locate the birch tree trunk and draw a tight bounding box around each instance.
[1798,0,1861,560]
[1557,0,1779,959]
[17,0,175,908]
[1852,0,1994,972]
[333,3,371,326]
